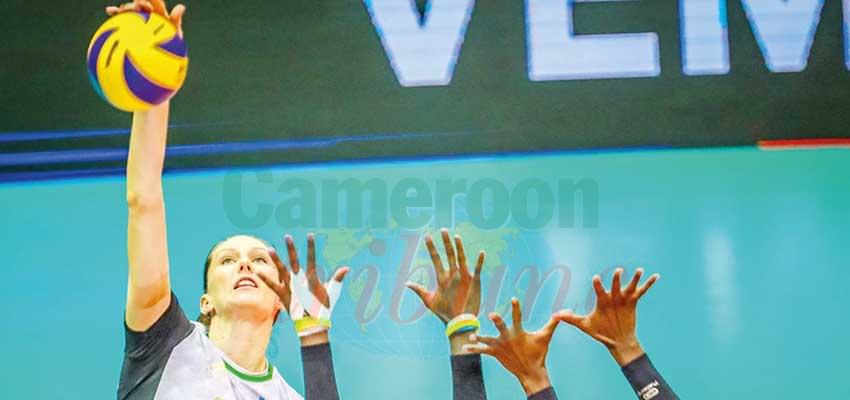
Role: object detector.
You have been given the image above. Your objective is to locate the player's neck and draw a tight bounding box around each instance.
[208,315,273,374]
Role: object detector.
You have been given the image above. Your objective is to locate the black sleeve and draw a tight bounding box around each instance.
[451,354,487,400]
[301,342,340,400]
[621,354,679,400]
[118,293,194,399]
[528,387,558,400]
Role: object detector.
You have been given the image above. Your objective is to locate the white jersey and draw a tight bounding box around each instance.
[118,294,303,400]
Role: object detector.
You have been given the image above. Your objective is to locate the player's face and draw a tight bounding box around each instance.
[204,235,282,322]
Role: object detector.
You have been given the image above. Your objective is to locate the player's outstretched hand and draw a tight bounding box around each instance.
[406,229,485,322]
[405,229,485,354]
[556,268,659,366]
[106,0,185,37]
[463,298,559,396]
[258,234,349,346]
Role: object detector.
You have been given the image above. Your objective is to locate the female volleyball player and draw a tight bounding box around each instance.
[114,1,346,398]
[408,230,679,399]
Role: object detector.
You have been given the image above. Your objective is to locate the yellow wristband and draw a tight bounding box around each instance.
[445,314,480,337]
[294,316,332,336]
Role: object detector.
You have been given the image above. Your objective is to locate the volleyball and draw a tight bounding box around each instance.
[86,11,188,112]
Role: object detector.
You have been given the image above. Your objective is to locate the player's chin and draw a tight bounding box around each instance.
[229,289,276,309]
[229,287,265,303]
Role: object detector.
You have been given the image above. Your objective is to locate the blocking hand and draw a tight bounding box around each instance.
[556,268,659,366]
[258,234,349,343]
[463,298,559,396]
[406,229,485,324]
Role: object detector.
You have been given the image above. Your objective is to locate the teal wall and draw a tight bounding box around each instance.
[1,146,848,398]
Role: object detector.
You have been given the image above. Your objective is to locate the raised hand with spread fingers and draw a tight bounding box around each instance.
[258,233,350,400]
[556,268,657,366]
[406,229,485,351]
[556,268,679,400]
[406,229,488,400]
[259,233,349,345]
[463,298,560,399]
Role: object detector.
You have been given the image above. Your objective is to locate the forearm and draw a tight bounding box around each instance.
[449,333,486,400]
[620,354,678,400]
[125,102,171,326]
[300,333,340,400]
[127,103,169,204]
[450,354,486,400]
[608,340,678,399]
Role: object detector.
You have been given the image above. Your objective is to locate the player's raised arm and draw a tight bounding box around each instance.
[556,268,679,400]
[120,0,186,332]
[406,229,488,400]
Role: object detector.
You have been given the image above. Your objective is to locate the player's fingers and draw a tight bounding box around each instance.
[592,275,608,302]
[539,316,560,339]
[136,0,153,12]
[307,233,317,279]
[454,235,469,277]
[474,251,485,279]
[269,249,289,284]
[490,313,510,337]
[510,297,523,332]
[554,309,584,328]
[611,267,623,296]
[257,272,282,293]
[462,343,495,355]
[405,282,431,306]
[285,235,300,274]
[441,229,458,273]
[424,235,445,280]
[149,0,168,15]
[624,267,644,295]
[331,266,350,283]
[170,4,185,33]
[469,333,499,347]
[635,273,660,299]
[304,235,329,306]
[259,272,291,312]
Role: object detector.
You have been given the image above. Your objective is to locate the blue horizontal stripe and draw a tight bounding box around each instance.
[0,131,453,167]
[0,143,682,184]
[0,128,130,142]
[0,168,127,183]
[0,122,236,143]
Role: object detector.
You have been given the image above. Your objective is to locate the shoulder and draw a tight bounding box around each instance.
[124,293,194,357]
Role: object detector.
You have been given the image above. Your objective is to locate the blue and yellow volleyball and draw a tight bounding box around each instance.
[86,12,188,112]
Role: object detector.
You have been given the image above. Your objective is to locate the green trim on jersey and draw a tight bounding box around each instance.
[223,360,275,383]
